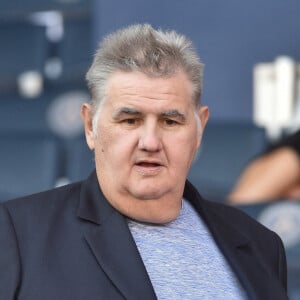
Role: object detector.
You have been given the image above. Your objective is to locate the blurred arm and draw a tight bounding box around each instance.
[228,147,300,204]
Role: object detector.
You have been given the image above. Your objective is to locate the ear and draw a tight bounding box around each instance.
[199,105,209,130]
[81,103,95,150]
[196,105,209,148]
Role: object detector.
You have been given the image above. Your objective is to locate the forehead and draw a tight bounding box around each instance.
[103,70,194,110]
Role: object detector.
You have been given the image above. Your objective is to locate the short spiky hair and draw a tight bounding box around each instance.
[86,24,204,128]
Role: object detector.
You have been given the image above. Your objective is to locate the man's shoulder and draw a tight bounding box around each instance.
[186,181,274,236]
[205,199,274,234]
[0,181,83,217]
[0,180,89,262]
[202,198,285,260]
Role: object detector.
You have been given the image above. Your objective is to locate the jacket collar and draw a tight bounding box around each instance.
[77,171,156,300]
[77,172,287,300]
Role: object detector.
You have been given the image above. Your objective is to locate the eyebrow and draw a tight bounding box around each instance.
[112,107,186,122]
[112,107,142,119]
[161,110,186,122]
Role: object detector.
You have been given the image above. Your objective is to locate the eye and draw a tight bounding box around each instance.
[121,118,141,126]
[124,118,136,125]
[164,119,178,126]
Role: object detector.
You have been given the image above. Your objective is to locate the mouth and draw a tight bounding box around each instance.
[136,162,162,167]
[134,160,164,175]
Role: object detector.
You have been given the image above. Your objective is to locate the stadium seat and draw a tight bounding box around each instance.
[0,20,47,96]
[64,135,95,183]
[57,16,93,83]
[0,94,51,133]
[0,0,92,18]
[0,133,61,202]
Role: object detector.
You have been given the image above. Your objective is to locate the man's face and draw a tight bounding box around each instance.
[82,70,209,222]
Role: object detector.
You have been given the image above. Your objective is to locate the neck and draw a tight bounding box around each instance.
[100,184,184,224]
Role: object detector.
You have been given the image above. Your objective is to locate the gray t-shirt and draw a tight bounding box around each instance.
[127,199,247,300]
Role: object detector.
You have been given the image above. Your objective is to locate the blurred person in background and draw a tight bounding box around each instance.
[229,129,300,204]
[0,24,288,299]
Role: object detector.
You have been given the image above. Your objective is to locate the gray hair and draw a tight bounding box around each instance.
[86,24,204,130]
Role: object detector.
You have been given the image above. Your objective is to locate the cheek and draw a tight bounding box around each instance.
[167,130,199,162]
[94,126,111,153]
[93,124,118,162]
[96,125,137,159]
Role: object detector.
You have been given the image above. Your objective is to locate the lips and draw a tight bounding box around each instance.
[136,162,161,167]
[135,159,163,167]
[134,159,164,175]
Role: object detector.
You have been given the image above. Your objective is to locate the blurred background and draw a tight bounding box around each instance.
[0,0,299,298]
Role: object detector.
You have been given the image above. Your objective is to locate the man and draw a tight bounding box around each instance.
[0,24,288,299]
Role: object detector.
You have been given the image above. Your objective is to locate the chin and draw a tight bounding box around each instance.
[133,191,164,201]
[138,205,182,224]
[133,184,172,200]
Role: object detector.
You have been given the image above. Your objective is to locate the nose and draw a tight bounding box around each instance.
[138,122,162,152]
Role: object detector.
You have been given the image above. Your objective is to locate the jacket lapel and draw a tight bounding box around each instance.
[184,180,288,300]
[76,172,286,300]
[77,172,156,300]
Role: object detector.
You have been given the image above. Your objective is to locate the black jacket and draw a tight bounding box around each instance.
[0,171,288,299]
